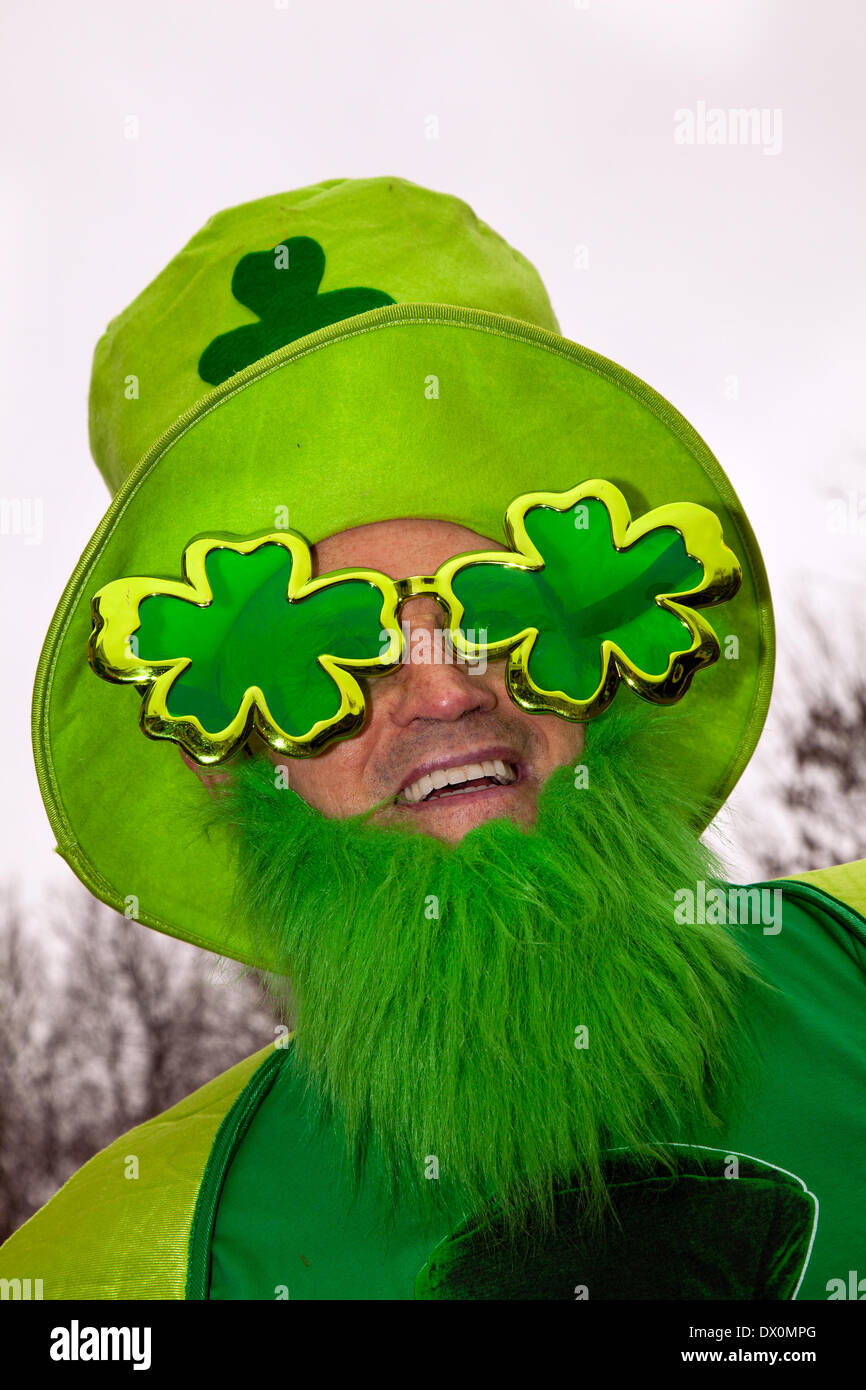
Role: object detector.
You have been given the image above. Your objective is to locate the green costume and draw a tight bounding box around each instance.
[2,177,864,1299]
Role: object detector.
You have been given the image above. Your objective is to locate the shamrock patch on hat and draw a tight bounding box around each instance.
[198,235,395,384]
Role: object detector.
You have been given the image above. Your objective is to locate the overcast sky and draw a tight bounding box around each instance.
[2,0,864,906]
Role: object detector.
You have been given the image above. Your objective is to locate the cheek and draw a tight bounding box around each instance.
[280,742,371,816]
[531,713,587,773]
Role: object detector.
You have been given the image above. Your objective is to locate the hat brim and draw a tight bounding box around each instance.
[33,304,775,969]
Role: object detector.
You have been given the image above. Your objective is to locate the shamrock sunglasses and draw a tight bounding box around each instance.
[87,479,742,766]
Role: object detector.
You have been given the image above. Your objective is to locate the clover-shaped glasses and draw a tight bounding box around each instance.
[87,480,742,766]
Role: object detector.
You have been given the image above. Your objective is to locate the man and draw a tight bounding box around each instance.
[2,176,864,1300]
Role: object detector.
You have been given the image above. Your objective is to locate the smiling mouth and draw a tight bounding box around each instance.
[398,758,520,807]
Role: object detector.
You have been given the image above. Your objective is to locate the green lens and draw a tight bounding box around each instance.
[451,498,703,701]
[136,543,387,738]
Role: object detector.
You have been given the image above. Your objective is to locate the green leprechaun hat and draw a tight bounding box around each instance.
[33,175,775,970]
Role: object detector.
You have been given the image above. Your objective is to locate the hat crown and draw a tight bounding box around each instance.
[89,176,560,493]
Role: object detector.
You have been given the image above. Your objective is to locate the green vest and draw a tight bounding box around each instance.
[2,864,865,1300]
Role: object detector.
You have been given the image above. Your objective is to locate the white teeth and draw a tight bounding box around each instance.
[400,759,518,805]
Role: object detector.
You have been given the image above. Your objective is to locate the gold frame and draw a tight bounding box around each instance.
[432,479,742,721]
[88,531,404,765]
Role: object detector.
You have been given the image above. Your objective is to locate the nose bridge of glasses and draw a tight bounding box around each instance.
[393,574,453,622]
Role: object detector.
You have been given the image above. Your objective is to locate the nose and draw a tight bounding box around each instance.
[384,595,498,727]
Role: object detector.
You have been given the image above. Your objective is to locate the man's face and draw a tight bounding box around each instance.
[262,518,586,841]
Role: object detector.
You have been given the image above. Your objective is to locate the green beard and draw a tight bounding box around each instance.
[215,700,759,1240]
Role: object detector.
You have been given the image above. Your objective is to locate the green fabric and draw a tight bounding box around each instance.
[89,177,560,495]
[204,1041,465,1301]
[415,1151,815,1300]
[198,235,395,385]
[782,859,866,921]
[203,879,866,1300]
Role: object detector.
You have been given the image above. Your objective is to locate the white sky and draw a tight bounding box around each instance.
[1,0,864,906]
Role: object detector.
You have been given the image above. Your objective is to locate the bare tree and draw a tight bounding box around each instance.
[0,891,64,1238]
[0,886,279,1243]
[740,604,866,879]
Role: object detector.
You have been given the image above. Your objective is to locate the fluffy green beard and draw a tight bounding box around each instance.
[215,700,759,1240]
